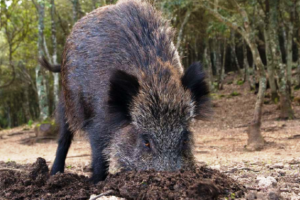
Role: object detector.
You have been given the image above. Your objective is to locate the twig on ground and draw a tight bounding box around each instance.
[0,168,24,172]
[90,190,114,200]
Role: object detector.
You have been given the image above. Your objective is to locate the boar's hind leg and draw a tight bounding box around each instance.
[51,101,74,175]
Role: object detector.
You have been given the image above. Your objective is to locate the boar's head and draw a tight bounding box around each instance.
[104,62,210,174]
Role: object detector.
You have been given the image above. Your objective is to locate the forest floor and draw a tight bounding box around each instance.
[0,73,300,199]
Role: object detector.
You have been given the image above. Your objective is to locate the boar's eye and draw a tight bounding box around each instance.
[144,140,151,149]
[141,135,151,150]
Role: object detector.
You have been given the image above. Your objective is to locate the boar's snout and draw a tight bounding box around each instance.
[158,153,182,171]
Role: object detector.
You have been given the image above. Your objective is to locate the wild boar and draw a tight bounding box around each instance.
[41,0,210,183]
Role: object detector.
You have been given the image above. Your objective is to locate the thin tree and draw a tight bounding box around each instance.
[230,29,242,76]
[263,0,279,102]
[32,0,49,120]
[51,0,60,106]
[201,0,266,150]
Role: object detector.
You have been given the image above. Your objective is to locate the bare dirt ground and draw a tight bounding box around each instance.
[1,75,300,199]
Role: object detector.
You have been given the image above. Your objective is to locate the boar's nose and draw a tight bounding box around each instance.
[161,154,182,171]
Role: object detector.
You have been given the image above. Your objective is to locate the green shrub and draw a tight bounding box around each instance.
[27,119,33,128]
[230,91,241,97]
[236,80,244,85]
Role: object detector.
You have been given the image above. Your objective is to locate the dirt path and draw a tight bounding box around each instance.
[1,80,300,199]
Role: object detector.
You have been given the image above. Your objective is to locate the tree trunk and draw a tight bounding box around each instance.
[243,39,251,89]
[34,0,49,120]
[204,44,214,91]
[286,20,293,96]
[211,39,217,79]
[230,29,242,75]
[264,24,278,102]
[6,102,11,128]
[92,0,97,9]
[266,0,293,118]
[298,44,300,87]
[51,0,59,107]
[297,1,300,87]
[72,0,79,23]
[246,45,266,151]
[278,63,294,119]
[215,38,222,89]
[218,39,226,90]
[0,0,15,89]
[176,10,192,54]
[24,88,32,120]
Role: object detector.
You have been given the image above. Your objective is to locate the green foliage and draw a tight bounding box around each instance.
[294,85,300,90]
[213,82,218,88]
[6,158,16,164]
[230,192,236,199]
[236,80,244,85]
[291,64,297,70]
[36,119,56,128]
[230,91,241,97]
[66,165,72,169]
[27,119,33,128]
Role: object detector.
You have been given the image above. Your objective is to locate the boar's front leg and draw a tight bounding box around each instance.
[87,125,109,183]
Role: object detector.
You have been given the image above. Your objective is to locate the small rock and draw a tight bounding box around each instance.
[250,161,259,165]
[266,164,272,168]
[246,191,257,200]
[270,172,281,177]
[257,176,277,188]
[257,192,266,199]
[210,164,220,170]
[272,163,284,169]
[284,164,290,169]
[280,188,290,192]
[275,169,286,176]
[240,173,255,178]
[227,168,238,173]
[268,190,281,200]
[289,159,300,165]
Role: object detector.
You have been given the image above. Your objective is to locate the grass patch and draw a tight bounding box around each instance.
[230,91,241,97]
[236,80,244,85]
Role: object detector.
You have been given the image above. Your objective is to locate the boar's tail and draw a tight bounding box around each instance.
[39,56,61,73]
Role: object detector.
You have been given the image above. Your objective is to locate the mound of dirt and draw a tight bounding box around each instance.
[99,168,245,200]
[0,158,245,200]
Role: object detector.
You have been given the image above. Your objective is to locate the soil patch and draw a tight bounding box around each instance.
[0,158,245,200]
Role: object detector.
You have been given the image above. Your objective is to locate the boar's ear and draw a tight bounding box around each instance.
[181,62,210,119]
[108,70,140,125]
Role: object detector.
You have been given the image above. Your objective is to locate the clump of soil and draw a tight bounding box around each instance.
[0,158,96,200]
[0,158,245,200]
[99,168,245,200]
